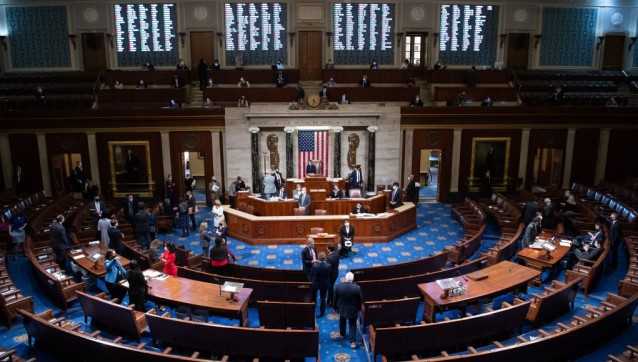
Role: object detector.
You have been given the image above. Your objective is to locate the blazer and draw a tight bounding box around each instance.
[405,180,418,202]
[610,221,623,245]
[134,210,149,234]
[349,169,363,187]
[334,282,362,318]
[521,222,540,248]
[273,171,284,190]
[340,225,355,242]
[306,163,317,174]
[301,246,317,274]
[108,226,124,253]
[91,201,106,216]
[389,189,402,208]
[352,205,368,214]
[50,223,69,251]
[327,251,340,281]
[330,189,344,199]
[263,174,277,195]
[299,193,311,209]
[127,269,148,297]
[310,261,332,289]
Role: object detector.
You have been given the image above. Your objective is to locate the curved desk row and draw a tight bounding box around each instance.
[225,202,417,244]
[237,192,387,216]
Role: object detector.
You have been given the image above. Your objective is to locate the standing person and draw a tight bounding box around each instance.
[50,215,71,273]
[148,206,157,241]
[609,212,624,270]
[161,243,177,276]
[389,182,402,208]
[292,184,303,200]
[262,172,276,198]
[310,252,332,317]
[134,202,150,249]
[104,249,127,300]
[301,238,317,281]
[326,246,340,307]
[215,219,229,240]
[97,213,111,248]
[334,272,363,349]
[126,260,148,312]
[186,192,197,231]
[211,200,224,228]
[298,187,311,215]
[542,198,556,229]
[107,219,124,255]
[123,194,137,225]
[349,166,363,191]
[209,176,222,204]
[209,237,236,274]
[199,222,213,256]
[178,199,190,237]
[197,58,208,91]
[404,174,418,203]
[521,215,542,248]
[339,220,355,257]
[165,175,177,208]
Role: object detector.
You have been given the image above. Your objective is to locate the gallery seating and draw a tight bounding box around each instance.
[256,300,315,329]
[204,87,297,103]
[76,291,147,339]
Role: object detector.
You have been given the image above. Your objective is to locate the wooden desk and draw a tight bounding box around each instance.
[204,87,297,102]
[245,196,298,216]
[285,177,346,197]
[327,87,418,102]
[517,238,571,271]
[69,243,131,278]
[145,272,252,326]
[239,191,386,216]
[418,261,540,322]
[308,233,337,254]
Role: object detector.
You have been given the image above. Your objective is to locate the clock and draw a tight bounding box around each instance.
[307,95,321,108]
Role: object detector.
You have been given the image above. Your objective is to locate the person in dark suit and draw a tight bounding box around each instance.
[123,194,137,225]
[326,246,340,307]
[107,219,125,255]
[305,161,317,175]
[334,272,363,348]
[389,182,402,208]
[339,220,355,257]
[298,187,311,215]
[359,75,371,88]
[522,200,539,225]
[134,202,150,249]
[126,260,148,312]
[310,252,332,317]
[351,202,368,214]
[329,184,344,199]
[349,166,363,191]
[567,221,604,268]
[410,95,424,107]
[521,214,542,248]
[50,215,71,273]
[211,59,221,70]
[272,169,284,193]
[608,212,623,269]
[319,85,328,98]
[541,198,556,229]
[235,176,247,191]
[91,195,106,221]
[301,238,317,281]
[404,174,418,203]
[186,192,197,230]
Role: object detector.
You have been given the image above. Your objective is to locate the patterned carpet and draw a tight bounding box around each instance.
[0,202,635,362]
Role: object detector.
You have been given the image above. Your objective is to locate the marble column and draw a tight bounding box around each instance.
[86,132,101,192]
[284,127,294,178]
[333,127,343,178]
[367,126,378,191]
[160,131,172,179]
[450,129,462,192]
[0,134,13,190]
[518,128,531,187]
[36,133,52,196]
[250,127,261,193]
[562,128,576,189]
[595,128,611,185]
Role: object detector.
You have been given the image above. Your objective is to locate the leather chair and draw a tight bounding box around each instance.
[293,208,305,216]
[314,209,327,215]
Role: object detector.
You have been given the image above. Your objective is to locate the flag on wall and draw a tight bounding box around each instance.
[298,130,329,178]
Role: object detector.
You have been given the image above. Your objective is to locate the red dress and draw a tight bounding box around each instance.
[162,250,177,276]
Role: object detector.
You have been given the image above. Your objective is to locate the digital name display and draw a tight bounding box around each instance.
[332,3,395,65]
[114,3,178,67]
[439,4,499,65]
[224,2,287,65]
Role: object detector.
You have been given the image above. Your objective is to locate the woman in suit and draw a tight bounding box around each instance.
[126,260,148,312]
[210,237,236,274]
[339,220,355,257]
[161,243,177,276]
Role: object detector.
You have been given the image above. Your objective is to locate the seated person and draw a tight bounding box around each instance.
[296,84,305,103]
[274,71,286,87]
[305,160,317,174]
[433,60,447,71]
[481,96,493,107]
[292,184,303,200]
[351,202,368,214]
[327,77,337,87]
[319,85,329,98]
[136,80,148,89]
[144,61,155,71]
[566,222,604,268]
[400,59,410,69]
[237,77,250,88]
[329,184,344,199]
[339,93,351,104]
[211,59,221,70]
[113,81,124,90]
[237,96,249,107]
[176,59,189,71]
[389,182,402,208]
[370,60,379,70]
[455,91,468,106]
[206,77,215,88]
[410,95,424,107]
[275,60,284,70]
[325,59,335,69]
[360,75,371,88]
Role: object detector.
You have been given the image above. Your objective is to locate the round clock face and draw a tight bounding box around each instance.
[513,9,528,23]
[83,7,99,23]
[193,6,208,21]
[410,6,425,22]
[308,95,321,108]
[610,12,623,26]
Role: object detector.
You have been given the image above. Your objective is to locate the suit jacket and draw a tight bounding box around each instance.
[359,79,371,88]
[349,169,363,188]
[521,222,539,248]
[405,180,418,202]
[108,226,124,253]
[327,251,340,281]
[134,210,149,234]
[522,201,538,225]
[50,223,69,252]
[352,205,367,214]
[610,221,623,245]
[319,88,328,98]
[330,189,344,199]
[306,163,317,174]
[310,261,332,289]
[334,282,362,318]
[299,193,311,210]
[263,175,277,195]
[301,246,317,275]
[389,189,402,208]
[542,204,556,229]
[91,201,106,217]
[124,200,137,220]
[127,268,147,297]
[340,225,355,243]
[273,171,283,190]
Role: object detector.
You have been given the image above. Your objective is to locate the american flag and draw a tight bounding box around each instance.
[298,130,329,178]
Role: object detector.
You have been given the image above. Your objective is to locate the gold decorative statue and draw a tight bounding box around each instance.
[347,133,360,168]
[266,134,280,171]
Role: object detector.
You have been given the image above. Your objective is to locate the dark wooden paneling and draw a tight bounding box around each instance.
[571,129,599,186]
[602,35,625,70]
[81,33,107,72]
[46,133,91,195]
[170,131,214,203]
[189,31,215,69]
[9,134,42,194]
[607,129,638,182]
[96,132,164,200]
[459,129,522,193]
[412,129,453,202]
[298,31,323,81]
[527,129,567,188]
[506,33,530,70]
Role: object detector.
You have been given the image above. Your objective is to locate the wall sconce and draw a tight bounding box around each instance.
[289,32,296,47]
[629,37,638,51]
[533,34,542,49]
[596,36,604,50]
[396,32,404,47]
[0,36,7,51]
[326,32,333,47]
[179,32,187,48]
[499,33,507,48]
[68,34,77,50]
[216,32,224,49]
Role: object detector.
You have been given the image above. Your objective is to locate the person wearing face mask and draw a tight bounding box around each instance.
[298,187,311,215]
[521,213,542,248]
[389,182,402,209]
[567,221,604,268]
[339,220,355,257]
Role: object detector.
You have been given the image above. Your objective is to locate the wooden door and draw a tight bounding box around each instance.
[298,31,323,81]
[190,31,215,69]
[81,33,107,72]
[506,33,530,70]
[602,34,625,70]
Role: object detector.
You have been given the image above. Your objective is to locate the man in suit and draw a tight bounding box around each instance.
[134,202,150,249]
[541,198,556,229]
[298,187,311,215]
[339,220,355,257]
[521,214,542,248]
[123,194,137,225]
[262,172,276,199]
[567,222,604,268]
[301,238,317,281]
[349,166,363,191]
[334,272,363,348]
[404,174,418,203]
[306,160,317,175]
[50,215,71,273]
[108,219,125,255]
[186,192,197,230]
[329,184,344,199]
[310,252,332,317]
[522,200,539,225]
[326,246,340,307]
[359,75,371,88]
[91,195,106,221]
[319,85,329,98]
[389,182,402,209]
[609,212,624,270]
[272,169,284,193]
[235,176,247,192]
[351,202,368,214]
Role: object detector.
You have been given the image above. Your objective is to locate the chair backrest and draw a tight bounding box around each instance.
[310,227,324,234]
[293,208,305,216]
[529,277,582,324]
[363,297,420,327]
[76,291,142,338]
[257,300,316,329]
[314,209,327,215]
[349,189,362,198]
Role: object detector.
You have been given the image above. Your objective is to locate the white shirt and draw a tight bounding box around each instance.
[212,205,224,227]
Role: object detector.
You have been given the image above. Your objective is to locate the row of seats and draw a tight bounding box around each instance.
[448,198,487,264]
[618,235,638,298]
[515,70,627,82]
[572,183,637,224]
[608,344,638,362]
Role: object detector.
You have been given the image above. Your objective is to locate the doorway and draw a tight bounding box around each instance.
[182,151,206,202]
[419,149,441,201]
[506,33,530,70]
[50,153,83,194]
[532,148,564,190]
[602,34,625,70]
[190,31,215,69]
[298,31,323,80]
[81,33,107,72]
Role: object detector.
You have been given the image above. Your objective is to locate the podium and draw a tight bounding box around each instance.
[308,233,337,254]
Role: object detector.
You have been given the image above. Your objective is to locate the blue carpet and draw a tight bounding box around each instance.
[419,169,438,200]
[0,202,635,362]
